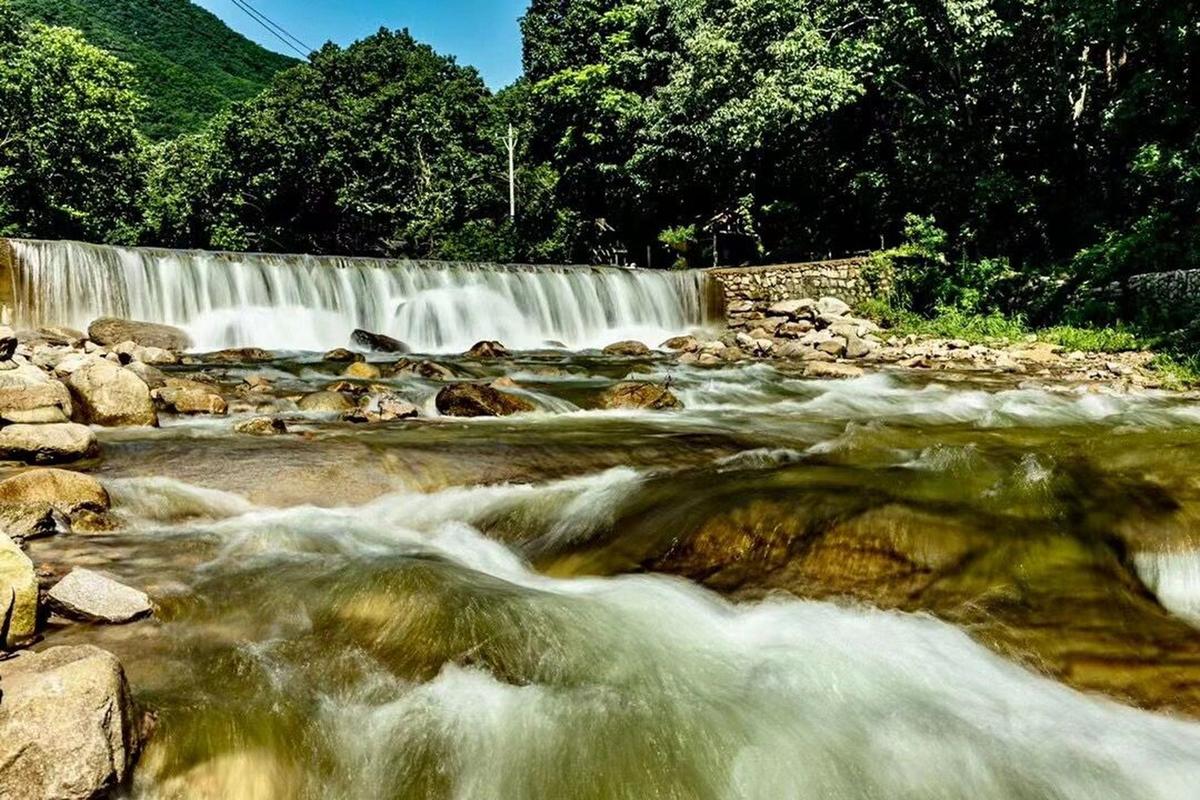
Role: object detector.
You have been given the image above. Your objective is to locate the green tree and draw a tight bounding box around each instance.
[0,1,146,243]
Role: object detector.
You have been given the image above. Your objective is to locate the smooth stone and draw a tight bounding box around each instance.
[323,348,363,363]
[465,340,509,359]
[0,362,73,424]
[602,340,652,357]
[88,317,189,351]
[0,468,109,515]
[205,347,274,363]
[297,391,355,413]
[0,645,141,799]
[0,502,70,542]
[0,423,98,465]
[661,335,700,352]
[342,362,382,380]
[343,393,419,423]
[596,381,683,410]
[817,297,852,317]
[234,417,288,436]
[804,361,865,379]
[386,359,455,380]
[47,568,153,624]
[152,379,228,415]
[0,532,37,646]
[350,329,409,353]
[66,359,157,426]
[435,383,534,418]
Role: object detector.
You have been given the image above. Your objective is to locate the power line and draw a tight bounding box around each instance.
[228,0,312,59]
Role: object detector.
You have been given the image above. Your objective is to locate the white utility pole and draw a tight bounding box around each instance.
[504,123,517,220]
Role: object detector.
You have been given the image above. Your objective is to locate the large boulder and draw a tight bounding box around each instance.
[0,363,73,424]
[344,392,420,424]
[47,568,153,624]
[350,329,409,353]
[816,297,852,317]
[152,379,228,416]
[0,503,69,542]
[386,359,455,380]
[88,317,189,351]
[0,645,141,799]
[435,383,534,417]
[0,469,109,516]
[602,340,652,357]
[342,362,382,380]
[0,423,98,465]
[0,532,37,647]
[596,381,683,411]
[66,359,157,426]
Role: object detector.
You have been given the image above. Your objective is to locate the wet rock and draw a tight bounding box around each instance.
[0,503,69,542]
[678,352,700,365]
[153,379,228,416]
[386,359,455,381]
[342,362,382,380]
[297,391,355,414]
[436,383,534,417]
[661,335,700,352]
[36,326,86,347]
[0,468,109,516]
[47,568,152,624]
[596,381,683,410]
[344,393,419,423]
[816,337,848,357]
[241,375,274,393]
[206,347,274,363]
[234,416,289,436]
[0,645,141,798]
[0,423,98,465]
[112,341,178,366]
[323,348,362,363]
[0,362,73,424]
[350,329,409,354]
[804,362,865,379]
[66,359,157,426]
[466,340,509,359]
[0,532,37,647]
[0,336,16,361]
[88,317,189,351]
[845,335,877,360]
[602,340,652,357]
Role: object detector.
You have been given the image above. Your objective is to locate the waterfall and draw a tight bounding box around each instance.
[6,239,717,352]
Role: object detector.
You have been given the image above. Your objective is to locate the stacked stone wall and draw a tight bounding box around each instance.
[705,258,889,321]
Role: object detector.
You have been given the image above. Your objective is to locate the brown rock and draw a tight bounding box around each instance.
[466,340,509,358]
[596,381,683,410]
[66,360,157,426]
[153,379,228,415]
[323,348,363,363]
[0,469,109,515]
[87,317,189,351]
[804,362,865,379]
[350,329,409,354]
[602,340,652,357]
[0,423,98,465]
[436,383,534,417]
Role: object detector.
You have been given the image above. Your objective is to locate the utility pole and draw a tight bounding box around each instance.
[504,123,517,220]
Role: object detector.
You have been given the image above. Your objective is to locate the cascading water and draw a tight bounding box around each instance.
[5,239,717,352]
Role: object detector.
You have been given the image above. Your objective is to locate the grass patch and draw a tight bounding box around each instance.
[1148,354,1200,389]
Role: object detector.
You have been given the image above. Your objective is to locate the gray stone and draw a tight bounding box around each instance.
[0,423,98,465]
[234,416,289,436]
[0,363,72,424]
[805,361,865,379]
[153,379,228,415]
[817,297,852,317]
[0,645,141,799]
[47,568,152,624]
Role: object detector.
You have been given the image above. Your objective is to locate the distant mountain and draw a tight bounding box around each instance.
[9,0,298,139]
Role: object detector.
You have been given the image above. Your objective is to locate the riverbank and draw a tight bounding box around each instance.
[3,301,1200,797]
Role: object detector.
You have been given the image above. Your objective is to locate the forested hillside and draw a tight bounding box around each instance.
[1,0,1198,348]
[8,0,295,138]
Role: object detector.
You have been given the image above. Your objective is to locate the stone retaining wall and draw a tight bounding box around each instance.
[1125,269,1200,321]
[706,258,887,313]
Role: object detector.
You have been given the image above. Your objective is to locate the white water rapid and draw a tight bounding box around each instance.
[6,239,715,352]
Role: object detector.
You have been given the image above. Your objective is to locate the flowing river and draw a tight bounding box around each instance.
[8,240,1200,798]
[17,352,1200,799]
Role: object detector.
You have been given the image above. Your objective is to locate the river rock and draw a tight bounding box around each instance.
[297,391,355,413]
[0,645,141,799]
[125,360,168,390]
[661,335,700,352]
[0,468,109,516]
[35,326,86,347]
[816,337,848,357]
[342,361,382,380]
[88,317,189,351]
[205,347,274,363]
[0,423,98,465]
[66,359,157,426]
[386,359,455,380]
[0,362,73,424]
[344,393,420,423]
[0,532,37,647]
[351,329,409,353]
[436,383,534,417]
[0,503,69,541]
[47,568,152,624]
[466,340,509,359]
[153,379,228,416]
[234,416,288,436]
[817,297,851,317]
[596,381,683,410]
[323,348,363,363]
[768,299,817,320]
[602,340,652,357]
[804,361,865,379]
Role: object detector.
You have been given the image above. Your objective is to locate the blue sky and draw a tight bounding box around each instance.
[194,0,530,88]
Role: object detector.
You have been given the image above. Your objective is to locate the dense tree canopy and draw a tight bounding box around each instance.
[1,0,1198,327]
[0,2,145,243]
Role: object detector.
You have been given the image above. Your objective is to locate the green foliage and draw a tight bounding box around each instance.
[0,2,145,242]
[658,224,698,268]
[8,0,296,139]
